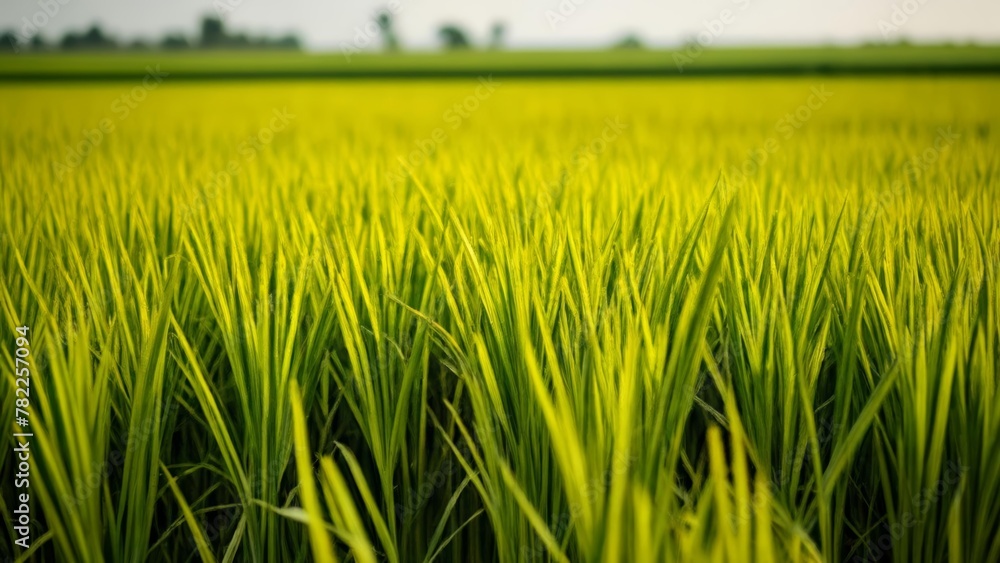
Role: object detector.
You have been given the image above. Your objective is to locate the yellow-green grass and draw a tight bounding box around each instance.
[1,77,998,562]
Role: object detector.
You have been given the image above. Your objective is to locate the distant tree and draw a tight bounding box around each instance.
[60,32,80,50]
[45,15,301,53]
[227,32,251,48]
[376,11,399,51]
[1,31,19,53]
[272,34,302,50]
[614,33,644,50]
[161,33,190,49]
[489,22,505,50]
[83,25,114,47]
[438,24,471,50]
[200,16,226,47]
[30,34,46,50]
[61,25,116,50]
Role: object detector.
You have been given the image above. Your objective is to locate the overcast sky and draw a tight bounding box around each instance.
[4,0,999,50]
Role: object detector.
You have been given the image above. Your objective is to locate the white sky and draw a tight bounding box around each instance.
[3,0,999,50]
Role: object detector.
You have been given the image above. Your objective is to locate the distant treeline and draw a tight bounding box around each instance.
[2,9,656,54]
[2,16,301,53]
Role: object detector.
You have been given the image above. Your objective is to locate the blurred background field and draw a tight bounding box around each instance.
[1,45,1000,79]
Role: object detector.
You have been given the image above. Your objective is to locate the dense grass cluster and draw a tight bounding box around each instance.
[1,78,999,562]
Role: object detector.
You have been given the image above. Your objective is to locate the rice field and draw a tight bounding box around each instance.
[1,77,999,562]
